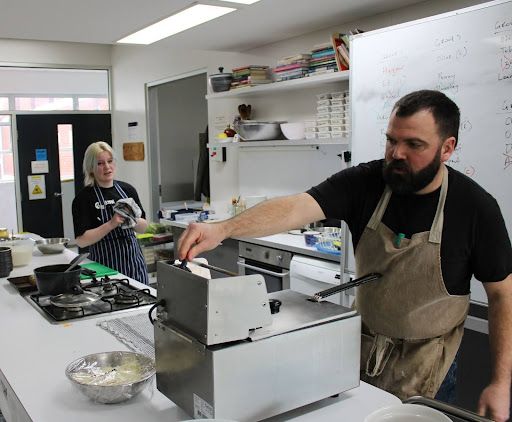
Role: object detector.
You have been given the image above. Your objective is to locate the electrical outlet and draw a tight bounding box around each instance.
[210,146,226,162]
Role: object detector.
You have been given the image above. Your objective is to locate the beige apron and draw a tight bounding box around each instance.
[355,165,469,400]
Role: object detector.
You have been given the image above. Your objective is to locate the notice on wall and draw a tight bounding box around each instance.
[31,160,49,174]
[35,149,47,161]
[28,175,46,200]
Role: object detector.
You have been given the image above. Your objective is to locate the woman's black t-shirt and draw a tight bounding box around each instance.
[307,160,512,295]
[72,181,145,240]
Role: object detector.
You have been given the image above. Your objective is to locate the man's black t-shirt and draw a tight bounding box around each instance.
[72,181,145,239]
[307,160,512,295]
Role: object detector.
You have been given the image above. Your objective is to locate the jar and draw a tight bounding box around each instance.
[6,239,34,266]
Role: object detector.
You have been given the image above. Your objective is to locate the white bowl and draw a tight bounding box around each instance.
[280,122,305,140]
[365,404,451,422]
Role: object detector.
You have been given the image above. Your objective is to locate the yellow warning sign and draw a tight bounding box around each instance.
[28,175,46,200]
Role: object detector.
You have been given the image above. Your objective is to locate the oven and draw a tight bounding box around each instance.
[237,241,292,293]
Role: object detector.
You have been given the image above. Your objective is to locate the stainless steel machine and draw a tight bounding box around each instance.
[153,260,361,421]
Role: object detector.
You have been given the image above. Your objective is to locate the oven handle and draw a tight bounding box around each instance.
[237,260,290,278]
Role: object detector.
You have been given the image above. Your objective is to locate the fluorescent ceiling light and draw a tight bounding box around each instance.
[219,0,261,3]
[117,4,236,45]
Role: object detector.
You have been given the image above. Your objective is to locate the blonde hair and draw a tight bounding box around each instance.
[83,141,115,187]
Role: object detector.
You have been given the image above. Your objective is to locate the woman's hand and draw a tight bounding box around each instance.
[110,212,126,228]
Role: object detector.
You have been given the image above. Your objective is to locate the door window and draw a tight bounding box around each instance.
[57,124,74,181]
[0,115,17,232]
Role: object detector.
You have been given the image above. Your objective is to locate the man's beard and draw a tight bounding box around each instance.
[382,152,441,194]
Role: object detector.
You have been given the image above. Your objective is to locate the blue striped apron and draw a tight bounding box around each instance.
[90,182,149,284]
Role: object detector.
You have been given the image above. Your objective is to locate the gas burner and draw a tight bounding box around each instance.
[113,293,140,305]
[102,283,115,293]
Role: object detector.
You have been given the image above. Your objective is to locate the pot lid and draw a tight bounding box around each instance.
[50,291,101,308]
[210,66,232,77]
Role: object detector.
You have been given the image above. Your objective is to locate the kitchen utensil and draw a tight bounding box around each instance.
[79,262,118,280]
[33,264,83,296]
[35,237,70,254]
[311,272,382,302]
[65,252,89,272]
[280,122,305,140]
[65,351,155,404]
[238,103,252,120]
[209,67,233,92]
[50,291,100,308]
[233,120,284,141]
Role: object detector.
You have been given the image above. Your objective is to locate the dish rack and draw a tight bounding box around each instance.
[315,230,342,255]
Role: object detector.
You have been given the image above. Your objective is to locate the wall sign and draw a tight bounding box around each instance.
[28,175,46,200]
[35,149,47,161]
[31,160,49,174]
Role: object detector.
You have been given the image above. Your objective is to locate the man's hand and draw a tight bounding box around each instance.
[478,382,510,422]
[178,222,227,261]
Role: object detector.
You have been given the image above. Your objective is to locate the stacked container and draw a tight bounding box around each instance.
[305,90,351,140]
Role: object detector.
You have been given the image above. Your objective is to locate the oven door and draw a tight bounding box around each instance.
[237,257,290,293]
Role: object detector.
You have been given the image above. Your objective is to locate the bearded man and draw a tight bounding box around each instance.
[178,90,512,422]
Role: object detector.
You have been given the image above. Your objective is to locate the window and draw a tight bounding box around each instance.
[0,116,13,181]
[15,97,74,111]
[0,67,110,111]
[57,124,74,181]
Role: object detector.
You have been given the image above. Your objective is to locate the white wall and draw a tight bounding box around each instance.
[109,0,487,217]
[0,39,111,67]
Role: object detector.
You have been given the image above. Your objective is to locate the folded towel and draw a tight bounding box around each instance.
[113,198,142,229]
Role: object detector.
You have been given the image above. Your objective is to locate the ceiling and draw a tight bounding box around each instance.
[0,0,428,52]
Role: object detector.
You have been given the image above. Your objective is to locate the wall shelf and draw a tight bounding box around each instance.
[206,71,349,100]
[208,137,350,148]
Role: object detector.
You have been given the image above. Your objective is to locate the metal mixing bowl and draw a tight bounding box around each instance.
[234,120,283,141]
[65,351,155,404]
[35,238,70,254]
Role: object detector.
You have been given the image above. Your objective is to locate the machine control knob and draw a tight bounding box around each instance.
[276,255,283,262]
[264,251,270,259]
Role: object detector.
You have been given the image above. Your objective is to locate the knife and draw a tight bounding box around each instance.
[311,272,382,302]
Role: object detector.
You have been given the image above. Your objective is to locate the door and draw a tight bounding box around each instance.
[16,114,111,237]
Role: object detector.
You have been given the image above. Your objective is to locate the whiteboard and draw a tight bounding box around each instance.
[349,0,512,304]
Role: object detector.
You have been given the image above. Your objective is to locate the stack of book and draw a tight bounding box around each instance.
[331,29,364,71]
[272,53,311,82]
[231,65,272,89]
[307,42,338,76]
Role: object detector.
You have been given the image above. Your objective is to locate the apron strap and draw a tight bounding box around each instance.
[367,187,392,230]
[428,165,448,244]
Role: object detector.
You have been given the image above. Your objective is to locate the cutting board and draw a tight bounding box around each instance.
[80,262,118,280]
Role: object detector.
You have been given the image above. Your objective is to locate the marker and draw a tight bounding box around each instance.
[395,233,405,247]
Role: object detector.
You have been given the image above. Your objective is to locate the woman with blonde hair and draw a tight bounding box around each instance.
[72,141,149,284]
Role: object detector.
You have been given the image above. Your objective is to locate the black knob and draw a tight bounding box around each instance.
[269,299,282,314]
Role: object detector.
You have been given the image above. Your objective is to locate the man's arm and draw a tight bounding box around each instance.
[178,193,325,261]
[478,273,512,422]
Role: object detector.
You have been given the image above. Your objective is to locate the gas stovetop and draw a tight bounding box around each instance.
[27,276,156,323]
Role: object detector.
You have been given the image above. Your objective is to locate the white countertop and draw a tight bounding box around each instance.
[0,249,399,421]
[163,220,341,263]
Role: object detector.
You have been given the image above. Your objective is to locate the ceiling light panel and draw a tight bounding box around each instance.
[218,0,261,3]
[117,4,236,45]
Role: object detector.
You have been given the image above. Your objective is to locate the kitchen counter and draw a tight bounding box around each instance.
[163,219,341,263]
[0,249,399,421]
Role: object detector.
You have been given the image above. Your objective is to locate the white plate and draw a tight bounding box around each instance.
[364,404,451,422]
